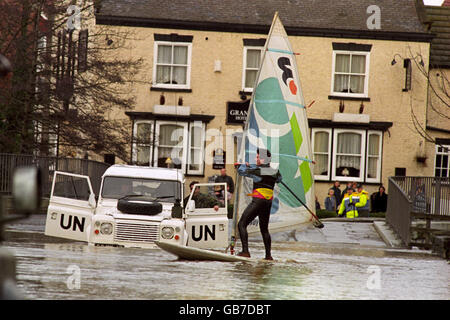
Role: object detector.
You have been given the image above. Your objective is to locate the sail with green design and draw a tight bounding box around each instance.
[233,12,316,235]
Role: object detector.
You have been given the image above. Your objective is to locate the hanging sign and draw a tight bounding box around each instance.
[226,100,250,125]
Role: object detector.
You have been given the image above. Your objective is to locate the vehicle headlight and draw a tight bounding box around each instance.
[100,222,113,235]
[161,227,175,239]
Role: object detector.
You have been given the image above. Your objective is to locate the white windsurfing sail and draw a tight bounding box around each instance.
[233,12,316,236]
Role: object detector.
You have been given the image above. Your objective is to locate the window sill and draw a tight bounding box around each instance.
[328,95,370,102]
[314,178,382,185]
[239,90,253,96]
[151,87,192,93]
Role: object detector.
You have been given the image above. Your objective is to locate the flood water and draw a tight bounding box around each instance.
[3,222,449,300]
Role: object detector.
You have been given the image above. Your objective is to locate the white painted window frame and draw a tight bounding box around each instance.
[311,128,332,181]
[152,41,192,90]
[242,46,263,92]
[332,129,366,182]
[331,50,370,98]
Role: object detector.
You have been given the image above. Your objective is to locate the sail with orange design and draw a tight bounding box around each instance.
[233,12,316,235]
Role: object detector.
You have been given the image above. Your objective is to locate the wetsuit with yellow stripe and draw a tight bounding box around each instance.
[237,163,281,259]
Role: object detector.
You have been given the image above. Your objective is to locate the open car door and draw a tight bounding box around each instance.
[184,183,229,249]
[45,171,96,242]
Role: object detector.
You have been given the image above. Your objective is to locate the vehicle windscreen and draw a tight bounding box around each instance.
[101,176,181,203]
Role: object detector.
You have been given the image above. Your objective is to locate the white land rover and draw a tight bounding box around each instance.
[44,164,229,249]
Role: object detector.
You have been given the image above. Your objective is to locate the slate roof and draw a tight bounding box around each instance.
[424,5,450,67]
[95,0,431,41]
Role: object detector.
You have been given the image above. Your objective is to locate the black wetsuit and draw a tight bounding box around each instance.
[237,164,281,258]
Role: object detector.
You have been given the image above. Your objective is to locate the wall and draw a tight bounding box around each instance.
[97,24,432,202]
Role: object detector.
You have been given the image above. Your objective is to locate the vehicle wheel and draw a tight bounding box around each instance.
[117,196,163,215]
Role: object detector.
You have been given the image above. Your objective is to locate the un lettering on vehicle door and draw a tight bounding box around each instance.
[45,171,96,242]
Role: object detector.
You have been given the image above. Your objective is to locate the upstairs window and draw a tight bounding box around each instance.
[242,46,263,91]
[152,34,193,90]
[242,38,265,92]
[331,43,372,98]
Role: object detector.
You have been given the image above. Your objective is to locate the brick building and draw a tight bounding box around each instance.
[91,0,449,199]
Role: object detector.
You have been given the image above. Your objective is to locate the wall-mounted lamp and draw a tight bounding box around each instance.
[391,53,424,68]
[160,94,165,105]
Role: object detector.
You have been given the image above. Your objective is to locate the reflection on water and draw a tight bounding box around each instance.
[4,237,449,300]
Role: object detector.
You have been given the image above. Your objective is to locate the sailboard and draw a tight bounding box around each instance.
[157,12,320,262]
[233,12,319,238]
[155,241,251,262]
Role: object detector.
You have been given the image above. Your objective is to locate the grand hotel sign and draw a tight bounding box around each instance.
[226,100,250,125]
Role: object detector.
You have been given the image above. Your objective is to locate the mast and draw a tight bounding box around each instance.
[231,11,317,247]
[230,12,280,245]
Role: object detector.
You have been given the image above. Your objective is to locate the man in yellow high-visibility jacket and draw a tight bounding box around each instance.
[338,187,360,218]
[355,183,370,217]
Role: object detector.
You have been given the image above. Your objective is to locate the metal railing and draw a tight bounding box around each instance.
[0,153,110,197]
[387,178,412,245]
[387,176,450,247]
[391,176,450,216]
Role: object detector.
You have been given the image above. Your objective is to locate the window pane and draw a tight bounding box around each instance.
[190,125,202,148]
[314,154,328,176]
[136,145,150,165]
[245,70,258,88]
[158,146,183,169]
[53,174,91,201]
[436,154,442,168]
[136,123,151,144]
[334,74,349,93]
[337,132,361,155]
[368,134,380,156]
[335,54,350,73]
[157,45,172,64]
[189,148,201,171]
[172,66,187,85]
[314,131,329,153]
[247,49,261,69]
[367,157,378,178]
[350,75,365,93]
[336,132,362,178]
[435,168,441,177]
[173,46,187,64]
[159,124,183,146]
[351,55,366,73]
[156,65,171,84]
[336,156,361,177]
[158,124,184,169]
[442,155,448,168]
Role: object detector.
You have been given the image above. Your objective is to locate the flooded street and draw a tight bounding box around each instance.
[3,217,449,300]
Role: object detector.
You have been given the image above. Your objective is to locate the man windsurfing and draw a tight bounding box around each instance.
[235,148,281,260]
